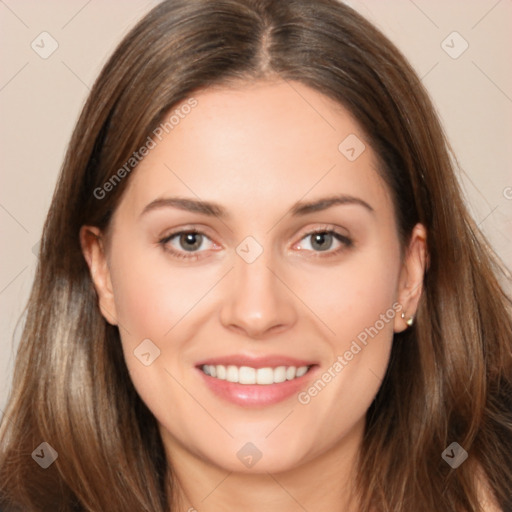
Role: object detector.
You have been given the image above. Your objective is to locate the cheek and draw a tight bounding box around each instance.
[295,240,400,428]
[106,241,216,418]
[291,240,400,410]
[108,239,219,342]
[106,239,226,407]
[294,241,401,342]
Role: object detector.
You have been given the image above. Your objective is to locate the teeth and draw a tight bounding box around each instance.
[256,367,274,384]
[296,366,308,377]
[226,365,238,382]
[239,366,256,384]
[201,364,311,384]
[274,366,287,383]
[216,365,226,379]
[286,366,296,380]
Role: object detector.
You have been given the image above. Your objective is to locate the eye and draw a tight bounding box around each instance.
[159,229,217,260]
[158,226,353,261]
[295,228,353,257]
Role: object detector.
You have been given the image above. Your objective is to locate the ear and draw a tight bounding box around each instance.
[394,223,428,333]
[79,225,118,325]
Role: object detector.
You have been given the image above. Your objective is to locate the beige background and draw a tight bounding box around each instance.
[1,0,511,414]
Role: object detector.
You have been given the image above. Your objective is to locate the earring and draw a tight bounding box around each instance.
[401,312,414,327]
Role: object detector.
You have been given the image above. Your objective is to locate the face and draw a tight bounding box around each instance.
[82,80,426,475]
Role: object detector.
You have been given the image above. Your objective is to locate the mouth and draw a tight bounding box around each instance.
[195,356,318,407]
[200,364,313,384]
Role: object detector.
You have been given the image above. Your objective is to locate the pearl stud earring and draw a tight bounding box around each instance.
[401,311,414,327]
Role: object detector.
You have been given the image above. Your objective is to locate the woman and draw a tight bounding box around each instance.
[0,0,510,510]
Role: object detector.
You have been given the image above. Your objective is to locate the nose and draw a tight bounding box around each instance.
[219,247,298,339]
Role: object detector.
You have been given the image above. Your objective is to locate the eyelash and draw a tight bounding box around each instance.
[158,226,353,261]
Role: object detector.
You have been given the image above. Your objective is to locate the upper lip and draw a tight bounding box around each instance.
[196,354,317,369]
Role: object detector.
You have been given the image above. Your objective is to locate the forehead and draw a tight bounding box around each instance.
[116,79,391,222]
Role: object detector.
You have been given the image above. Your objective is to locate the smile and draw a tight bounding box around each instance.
[200,364,312,385]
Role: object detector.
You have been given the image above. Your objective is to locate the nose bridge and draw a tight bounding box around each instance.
[219,236,297,337]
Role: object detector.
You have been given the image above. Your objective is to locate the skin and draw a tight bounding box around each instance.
[81,79,427,511]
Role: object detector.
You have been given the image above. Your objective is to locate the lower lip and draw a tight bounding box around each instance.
[197,367,317,407]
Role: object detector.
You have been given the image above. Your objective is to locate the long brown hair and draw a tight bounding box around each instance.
[1,1,511,510]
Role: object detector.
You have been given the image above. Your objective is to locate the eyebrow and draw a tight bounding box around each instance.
[140,194,374,219]
[290,195,374,216]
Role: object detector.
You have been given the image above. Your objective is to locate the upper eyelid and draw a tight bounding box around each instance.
[291,224,351,245]
[160,225,213,241]
[299,225,349,237]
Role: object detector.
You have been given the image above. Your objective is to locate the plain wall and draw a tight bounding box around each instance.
[1,0,511,415]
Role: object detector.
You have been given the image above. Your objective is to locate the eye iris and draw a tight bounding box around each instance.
[311,232,332,251]
[180,232,202,251]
